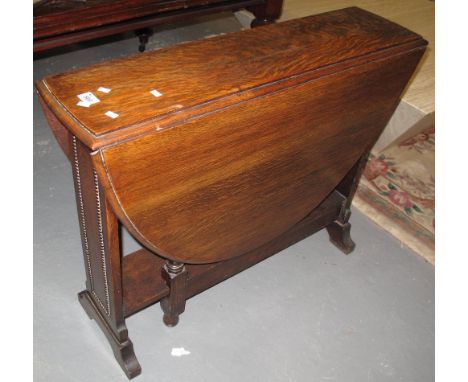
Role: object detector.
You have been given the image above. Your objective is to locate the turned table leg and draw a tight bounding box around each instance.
[247,0,283,28]
[160,260,188,327]
[71,136,141,379]
[326,152,369,254]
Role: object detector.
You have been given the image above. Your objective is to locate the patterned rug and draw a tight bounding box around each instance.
[353,126,435,264]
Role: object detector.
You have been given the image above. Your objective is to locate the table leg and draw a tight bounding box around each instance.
[326,152,369,254]
[160,260,188,327]
[71,136,141,379]
[136,28,153,52]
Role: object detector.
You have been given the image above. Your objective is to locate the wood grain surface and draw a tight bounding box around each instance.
[36,7,426,264]
[93,47,425,264]
[33,0,268,53]
[36,7,423,149]
[34,0,229,39]
[279,0,434,114]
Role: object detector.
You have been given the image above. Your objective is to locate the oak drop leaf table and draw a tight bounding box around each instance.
[36,7,426,379]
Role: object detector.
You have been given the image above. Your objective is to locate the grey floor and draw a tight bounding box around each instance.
[34,14,434,382]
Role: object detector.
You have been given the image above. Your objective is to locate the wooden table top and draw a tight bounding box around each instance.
[36,7,422,150]
[279,0,434,114]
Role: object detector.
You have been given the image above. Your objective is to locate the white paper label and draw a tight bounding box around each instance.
[150,89,163,98]
[77,92,100,106]
[105,111,119,119]
[98,87,111,93]
[77,101,90,108]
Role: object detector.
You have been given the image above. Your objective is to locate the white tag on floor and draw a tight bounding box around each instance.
[171,347,190,357]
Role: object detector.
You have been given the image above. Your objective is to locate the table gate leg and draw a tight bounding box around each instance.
[160,260,188,327]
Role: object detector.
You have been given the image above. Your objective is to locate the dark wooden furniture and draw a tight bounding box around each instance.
[33,0,283,53]
[36,7,426,379]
